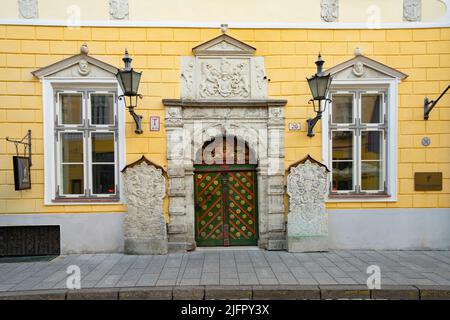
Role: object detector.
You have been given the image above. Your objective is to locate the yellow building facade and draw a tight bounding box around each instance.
[0,0,449,254]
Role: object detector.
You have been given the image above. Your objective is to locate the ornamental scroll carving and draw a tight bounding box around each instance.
[287,159,328,236]
[199,58,250,98]
[122,162,167,244]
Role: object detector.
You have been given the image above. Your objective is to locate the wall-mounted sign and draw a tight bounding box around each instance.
[13,156,31,190]
[150,116,160,131]
[289,122,301,131]
[414,172,442,191]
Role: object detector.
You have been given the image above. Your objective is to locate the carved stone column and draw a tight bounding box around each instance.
[266,103,287,250]
[286,156,329,252]
[122,158,167,254]
[165,103,196,252]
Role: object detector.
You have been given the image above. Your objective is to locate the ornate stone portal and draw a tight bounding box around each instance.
[122,156,167,254]
[164,31,287,252]
[287,156,329,252]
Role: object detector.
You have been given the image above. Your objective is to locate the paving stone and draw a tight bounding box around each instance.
[205,286,252,300]
[417,285,450,300]
[253,285,319,300]
[320,285,370,300]
[0,290,67,300]
[119,287,172,300]
[371,285,419,300]
[66,288,119,300]
[173,286,205,300]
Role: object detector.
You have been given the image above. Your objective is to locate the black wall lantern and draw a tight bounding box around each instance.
[306,53,332,137]
[116,50,143,134]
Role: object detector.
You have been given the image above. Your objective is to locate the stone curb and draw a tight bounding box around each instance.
[0,285,449,300]
[320,285,370,300]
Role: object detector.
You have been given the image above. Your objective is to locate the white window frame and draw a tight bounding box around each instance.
[42,78,126,205]
[322,79,398,202]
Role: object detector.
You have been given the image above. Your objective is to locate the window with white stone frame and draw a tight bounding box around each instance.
[328,89,388,196]
[54,89,119,201]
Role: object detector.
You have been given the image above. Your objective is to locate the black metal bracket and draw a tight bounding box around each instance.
[306,98,331,137]
[5,129,32,166]
[119,94,143,134]
[424,84,450,120]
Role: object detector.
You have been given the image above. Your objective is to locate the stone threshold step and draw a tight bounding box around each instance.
[0,285,449,300]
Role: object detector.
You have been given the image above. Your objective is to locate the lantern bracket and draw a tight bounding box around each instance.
[424,84,450,120]
[119,94,143,134]
[306,98,331,137]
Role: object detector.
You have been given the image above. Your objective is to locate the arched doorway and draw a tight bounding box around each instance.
[194,136,258,246]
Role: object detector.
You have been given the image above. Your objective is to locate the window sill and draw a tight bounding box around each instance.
[51,197,122,205]
[326,193,397,203]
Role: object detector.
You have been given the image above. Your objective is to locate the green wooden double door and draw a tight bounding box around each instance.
[194,165,258,246]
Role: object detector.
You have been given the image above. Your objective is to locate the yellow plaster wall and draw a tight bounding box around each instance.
[0,26,449,215]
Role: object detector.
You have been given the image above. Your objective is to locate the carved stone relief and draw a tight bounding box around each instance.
[179,33,268,100]
[287,160,329,252]
[18,0,38,19]
[77,59,91,76]
[109,0,129,20]
[199,58,250,99]
[352,61,364,77]
[122,162,167,254]
[403,0,421,22]
[320,0,338,22]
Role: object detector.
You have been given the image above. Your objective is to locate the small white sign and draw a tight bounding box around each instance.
[150,116,160,131]
[289,122,301,131]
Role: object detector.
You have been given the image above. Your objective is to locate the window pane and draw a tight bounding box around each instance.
[332,131,353,160]
[62,164,84,194]
[361,94,382,123]
[61,132,83,163]
[92,133,115,162]
[361,131,382,160]
[92,164,115,194]
[332,161,353,191]
[91,94,114,125]
[361,161,382,191]
[60,93,82,124]
[332,94,353,123]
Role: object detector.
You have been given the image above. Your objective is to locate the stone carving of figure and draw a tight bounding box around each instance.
[109,0,129,20]
[352,61,364,77]
[18,0,38,19]
[403,0,421,22]
[78,59,90,76]
[320,0,338,22]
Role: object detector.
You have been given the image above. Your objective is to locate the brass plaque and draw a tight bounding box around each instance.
[414,172,442,191]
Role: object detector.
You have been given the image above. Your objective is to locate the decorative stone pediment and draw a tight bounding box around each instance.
[193,34,256,56]
[32,45,118,79]
[325,48,408,80]
[181,32,267,100]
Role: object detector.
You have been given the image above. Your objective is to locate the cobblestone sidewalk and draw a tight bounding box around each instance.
[0,250,449,292]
